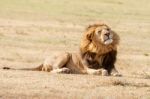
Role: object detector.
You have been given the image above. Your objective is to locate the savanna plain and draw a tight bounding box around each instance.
[0,0,150,99]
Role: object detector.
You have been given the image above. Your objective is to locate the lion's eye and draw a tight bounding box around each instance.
[107,28,110,31]
[98,31,101,34]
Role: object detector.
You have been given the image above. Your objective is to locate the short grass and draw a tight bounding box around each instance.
[0,0,150,99]
[0,0,149,22]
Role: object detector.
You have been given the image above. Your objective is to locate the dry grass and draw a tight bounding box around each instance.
[112,80,150,87]
[0,0,150,99]
[0,71,150,99]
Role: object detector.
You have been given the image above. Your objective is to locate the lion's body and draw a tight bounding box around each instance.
[42,52,85,74]
[3,23,121,76]
[39,52,109,75]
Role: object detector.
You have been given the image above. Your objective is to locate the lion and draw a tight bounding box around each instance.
[3,22,121,76]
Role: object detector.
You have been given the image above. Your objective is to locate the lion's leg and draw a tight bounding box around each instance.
[86,68,108,76]
[42,64,52,72]
[110,68,122,76]
[42,52,70,72]
[50,67,71,74]
[52,52,70,69]
[49,52,71,74]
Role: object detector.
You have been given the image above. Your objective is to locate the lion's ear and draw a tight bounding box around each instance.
[85,27,95,41]
[86,32,94,41]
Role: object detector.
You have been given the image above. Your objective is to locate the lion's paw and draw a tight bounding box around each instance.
[101,69,109,76]
[93,69,108,76]
[60,68,71,74]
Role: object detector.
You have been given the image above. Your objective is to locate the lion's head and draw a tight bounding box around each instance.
[80,22,120,55]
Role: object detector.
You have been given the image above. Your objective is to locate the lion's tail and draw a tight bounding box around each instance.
[3,64,43,71]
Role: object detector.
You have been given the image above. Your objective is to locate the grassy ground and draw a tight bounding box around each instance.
[0,0,150,98]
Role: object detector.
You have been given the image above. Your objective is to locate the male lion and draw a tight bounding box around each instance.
[3,23,121,76]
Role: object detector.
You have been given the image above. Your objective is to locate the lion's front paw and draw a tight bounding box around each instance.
[110,68,122,77]
[101,69,109,76]
[93,69,108,76]
[60,68,71,74]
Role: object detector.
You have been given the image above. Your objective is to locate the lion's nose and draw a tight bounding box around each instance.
[105,33,110,36]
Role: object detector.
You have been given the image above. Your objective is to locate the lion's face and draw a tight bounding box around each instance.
[80,23,119,54]
[94,25,113,45]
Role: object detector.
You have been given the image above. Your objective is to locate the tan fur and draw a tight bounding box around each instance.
[80,23,119,55]
[3,22,120,76]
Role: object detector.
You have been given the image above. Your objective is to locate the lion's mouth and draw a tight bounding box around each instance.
[104,38,113,45]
